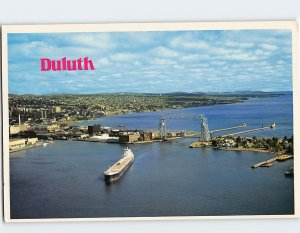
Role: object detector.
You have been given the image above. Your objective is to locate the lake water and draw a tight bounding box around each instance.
[72,94,293,138]
[10,95,294,218]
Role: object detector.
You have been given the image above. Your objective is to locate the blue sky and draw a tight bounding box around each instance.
[8,29,292,94]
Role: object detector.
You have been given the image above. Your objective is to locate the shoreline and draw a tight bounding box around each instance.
[10,141,51,154]
[189,141,290,155]
[66,98,255,126]
[217,147,272,153]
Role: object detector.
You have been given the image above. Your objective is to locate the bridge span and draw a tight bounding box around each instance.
[158,112,274,141]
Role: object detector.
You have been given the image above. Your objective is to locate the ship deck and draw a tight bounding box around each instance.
[104,156,133,175]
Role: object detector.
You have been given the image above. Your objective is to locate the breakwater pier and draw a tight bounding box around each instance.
[251,155,294,168]
[210,123,247,133]
[222,126,272,137]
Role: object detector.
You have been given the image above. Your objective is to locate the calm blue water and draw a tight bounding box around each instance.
[10,95,294,219]
[72,95,293,138]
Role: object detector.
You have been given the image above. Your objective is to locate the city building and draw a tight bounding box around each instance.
[119,132,140,143]
[26,138,38,145]
[150,131,160,140]
[79,134,89,139]
[32,109,48,119]
[141,131,153,141]
[47,124,60,132]
[53,106,61,113]
[88,124,101,135]
[9,125,20,135]
[90,134,119,142]
[167,132,177,137]
[34,124,60,133]
[9,139,26,151]
[9,124,30,135]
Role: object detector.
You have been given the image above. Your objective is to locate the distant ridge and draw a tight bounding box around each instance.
[8,91,292,96]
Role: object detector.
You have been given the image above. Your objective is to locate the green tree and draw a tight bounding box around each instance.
[236,136,242,148]
[211,139,218,147]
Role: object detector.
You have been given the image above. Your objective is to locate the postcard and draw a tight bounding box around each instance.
[1,21,299,222]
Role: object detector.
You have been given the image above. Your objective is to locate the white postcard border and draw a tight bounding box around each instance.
[2,21,299,222]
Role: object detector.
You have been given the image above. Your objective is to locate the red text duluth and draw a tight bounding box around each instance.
[41,57,95,71]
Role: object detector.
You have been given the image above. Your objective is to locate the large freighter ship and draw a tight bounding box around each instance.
[104,147,134,184]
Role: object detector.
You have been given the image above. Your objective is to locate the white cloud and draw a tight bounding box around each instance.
[224,41,254,48]
[8,30,292,94]
[113,73,122,78]
[126,32,157,44]
[220,52,258,61]
[210,61,226,66]
[9,41,49,58]
[69,33,115,49]
[9,41,97,60]
[110,53,139,62]
[180,54,210,61]
[97,57,110,65]
[277,60,285,65]
[151,46,179,57]
[142,70,160,76]
[254,49,270,56]
[38,81,49,86]
[148,80,161,85]
[150,58,177,65]
[260,43,278,51]
[170,36,209,50]
[173,64,184,69]
[133,61,142,66]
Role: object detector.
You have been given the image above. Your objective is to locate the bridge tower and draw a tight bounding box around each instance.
[199,114,211,141]
[159,116,167,140]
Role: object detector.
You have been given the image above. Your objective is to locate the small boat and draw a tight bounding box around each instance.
[261,162,273,167]
[285,167,294,177]
[277,154,293,161]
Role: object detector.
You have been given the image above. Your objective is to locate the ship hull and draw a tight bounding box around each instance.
[104,158,134,184]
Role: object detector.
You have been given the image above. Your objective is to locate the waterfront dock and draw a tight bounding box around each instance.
[251,154,293,168]
[251,157,278,168]
[10,141,53,153]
